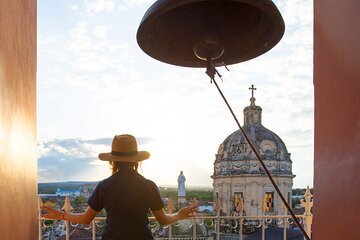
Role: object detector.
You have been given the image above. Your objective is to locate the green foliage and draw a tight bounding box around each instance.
[291,188,313,209]
[204,218,214,228]
[159,187,177,200]
[73,196,87,205]
[43,219,56,227]
[292,188,306,196]
[292,198,301,208]
[159,187,213,201]
[186,189,213,201]
[292,188,313,196]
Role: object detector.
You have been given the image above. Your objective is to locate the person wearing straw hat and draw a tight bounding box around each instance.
[41,134,197,240]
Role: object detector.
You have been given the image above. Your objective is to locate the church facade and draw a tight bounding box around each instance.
[212,89,295,216]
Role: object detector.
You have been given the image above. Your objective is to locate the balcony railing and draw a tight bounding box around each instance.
[39,187,313,240]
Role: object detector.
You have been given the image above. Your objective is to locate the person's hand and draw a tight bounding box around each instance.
[177,205,198,220]
[41,205,64,220]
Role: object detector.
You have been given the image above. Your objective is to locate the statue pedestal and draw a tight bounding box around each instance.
[178,196,186,204]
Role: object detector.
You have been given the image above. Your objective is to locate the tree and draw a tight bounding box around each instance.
[73,196,87,206]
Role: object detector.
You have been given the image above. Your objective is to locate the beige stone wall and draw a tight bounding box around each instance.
[214,176,293,216]
[0,0,37,239]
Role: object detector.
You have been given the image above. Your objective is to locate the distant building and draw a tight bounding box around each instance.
[38,193,58,197]
[198,205,214,214]
[55,187,81,197]
[39,185,93,198]
[38,187,81,198]
[79,184,91,198]
[212,88,295,216]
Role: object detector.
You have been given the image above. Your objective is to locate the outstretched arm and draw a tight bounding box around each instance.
[152,205,197,225]
[41,205,99,225]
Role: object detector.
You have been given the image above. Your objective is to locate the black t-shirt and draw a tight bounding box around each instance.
[88,168,164,240]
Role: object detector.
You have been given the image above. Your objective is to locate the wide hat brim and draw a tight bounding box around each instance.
[98,151,150,162]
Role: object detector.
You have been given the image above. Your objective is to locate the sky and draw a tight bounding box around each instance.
[37,0,314,188]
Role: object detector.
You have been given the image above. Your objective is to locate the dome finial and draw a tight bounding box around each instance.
[249,84,257,106]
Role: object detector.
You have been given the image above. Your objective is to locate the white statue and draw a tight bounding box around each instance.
[177,171,186,197]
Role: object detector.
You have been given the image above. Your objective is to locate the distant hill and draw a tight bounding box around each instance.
[38,181,98,194]
[38,181,212,197]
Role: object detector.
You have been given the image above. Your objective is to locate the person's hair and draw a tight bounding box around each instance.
[109,161,139,175]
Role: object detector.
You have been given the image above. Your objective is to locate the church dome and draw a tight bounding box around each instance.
[217,125,290,162]
[214,95,292,177]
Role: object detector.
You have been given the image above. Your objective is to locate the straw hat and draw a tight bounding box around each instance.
[98,134,150,162]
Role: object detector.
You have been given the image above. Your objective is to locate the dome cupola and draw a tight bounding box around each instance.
[244,85,262,126]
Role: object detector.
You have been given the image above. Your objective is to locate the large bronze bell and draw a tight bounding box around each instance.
[137,0,285,68]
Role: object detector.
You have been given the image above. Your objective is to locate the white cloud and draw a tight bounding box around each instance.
[120,0,153,9]
[38,36,57,45]
[109,43,130,54]
[84,0,116,14]
[68,3,79,11]
[37,141,50,157]
[37,138,115,181]
[66,22,92,51]
[93,25,113,39]
[89,159,106,166]
[280,0,313,27]
[63,22,132,75]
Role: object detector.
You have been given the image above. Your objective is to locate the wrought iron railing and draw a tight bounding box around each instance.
[39,187,313,240]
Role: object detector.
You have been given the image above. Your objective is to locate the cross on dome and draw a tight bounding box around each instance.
[248,84,257,106]
[249,84,257,98]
